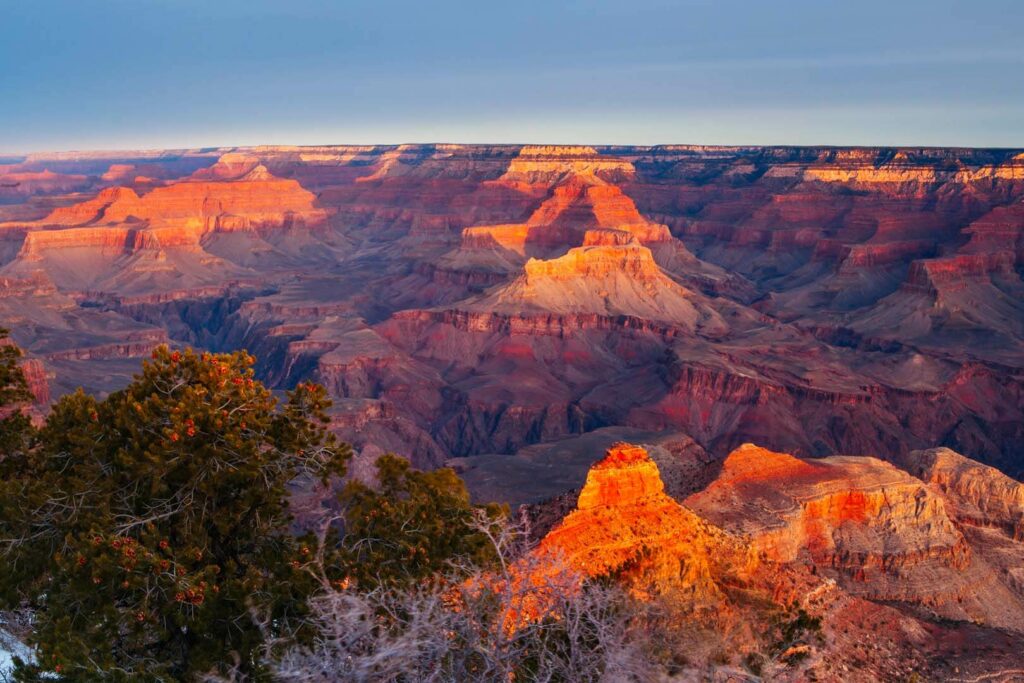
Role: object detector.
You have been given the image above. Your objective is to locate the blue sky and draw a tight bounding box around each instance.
[3,0,1023,152]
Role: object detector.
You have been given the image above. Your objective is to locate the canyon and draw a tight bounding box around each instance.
[2,144,1024,481]
[4,142,1024,678]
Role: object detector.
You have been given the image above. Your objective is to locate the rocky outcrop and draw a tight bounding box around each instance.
[39,186,146,226]
[15,226,180,260]
[897,447,1024,540]
[36,172,327,232]
[0,166,338,296]
[523,440,1023,680]
[959,200,1024,256]
[496,145,635,185]
[472,241,712,327]
[687,444,968,572]
[453,172,670,261]
[687,444,1024,631]
[536,443,754,598]
[903,253,1017,294]
[17,358,50,406]
[440,163,737,298]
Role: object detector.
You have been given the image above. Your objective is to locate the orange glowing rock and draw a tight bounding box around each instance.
[469,241,717,327]
[576,442,665,509]
[37,168,326,233]
[687,444,965,569]
[42,186,145,226]
[497,146,635,185]
[458,173,671,259]
[685,444,1024,630]
[534,442,754,598]
[521,243,663,281]
[580,228,636,247]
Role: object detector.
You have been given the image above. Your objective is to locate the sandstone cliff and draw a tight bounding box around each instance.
[536,443,754,599]
[687,444,1024,631]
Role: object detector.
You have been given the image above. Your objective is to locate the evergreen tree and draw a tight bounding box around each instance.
[0,346,350,681]
[0,328,33,458]
[334,454,505,589]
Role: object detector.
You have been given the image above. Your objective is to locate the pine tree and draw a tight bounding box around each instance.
[0,328,33,458]
[0,346,350,681]
[335,454,505,589]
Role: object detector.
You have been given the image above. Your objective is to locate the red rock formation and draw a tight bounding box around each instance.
[495,145,635,185]
[0,165,335,296]
[904,253,1017,294]
[535,443,755,598]
[23,164,325,238]
[897,447,1024,541]
[18,357,49,406]
[687,444,1024,630]
[960,200,1024,257]
[456,172,673,259]
[523,441,994,679]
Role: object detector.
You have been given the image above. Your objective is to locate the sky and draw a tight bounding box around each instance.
[2,0,1024,152]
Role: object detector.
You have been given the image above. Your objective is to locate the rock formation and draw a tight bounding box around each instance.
[897,447,1024,540]
[687,444,1024,631]
[524,442,1024,680]
[536,442,753,599]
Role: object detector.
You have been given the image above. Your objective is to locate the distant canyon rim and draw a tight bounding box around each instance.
[2,143,1024,503]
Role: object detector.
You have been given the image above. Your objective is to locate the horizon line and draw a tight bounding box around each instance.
[6,140,1024,158]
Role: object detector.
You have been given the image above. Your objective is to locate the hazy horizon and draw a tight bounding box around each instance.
[6,139,1024,158]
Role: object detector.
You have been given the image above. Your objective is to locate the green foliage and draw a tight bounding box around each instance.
[0,328,34,458]
[334,454,506,589]
[0,346,350,681]
[781,609,822,642]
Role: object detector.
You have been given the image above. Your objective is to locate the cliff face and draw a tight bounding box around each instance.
[18,358,50,406]
[35,170,326,232]
[686,444,1024,631]
[897,447,1024,540]
[536,443,751,598]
